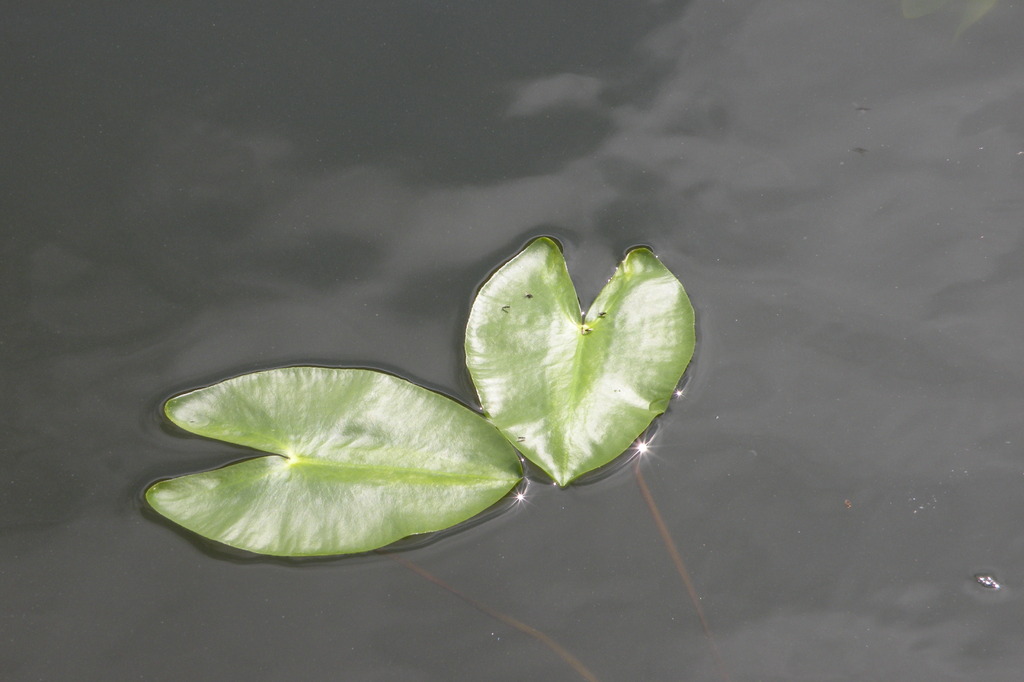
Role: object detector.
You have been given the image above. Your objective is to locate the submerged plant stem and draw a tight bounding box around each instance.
[634,460,730,682]
[379,550,601,682]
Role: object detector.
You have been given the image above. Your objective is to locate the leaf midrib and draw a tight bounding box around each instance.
[283,454,518,484]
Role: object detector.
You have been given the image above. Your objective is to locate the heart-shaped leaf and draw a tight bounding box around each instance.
[465,238,694,486]
[147,367,522,556]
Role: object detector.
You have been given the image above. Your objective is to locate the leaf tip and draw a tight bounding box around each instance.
[525,235,564,257]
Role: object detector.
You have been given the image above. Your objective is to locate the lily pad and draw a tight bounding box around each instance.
[465,237,695,486]
[147,367,522,556]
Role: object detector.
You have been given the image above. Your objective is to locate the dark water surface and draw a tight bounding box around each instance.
[5,3,1024,680]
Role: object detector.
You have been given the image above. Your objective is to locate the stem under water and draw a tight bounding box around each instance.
[634,459,731,682]
[378,550,601,682]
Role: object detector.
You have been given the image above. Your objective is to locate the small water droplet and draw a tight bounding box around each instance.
[974,574,1002,590]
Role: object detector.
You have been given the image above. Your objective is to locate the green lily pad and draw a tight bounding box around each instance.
[465,238,695,486]
[147,367,522,556]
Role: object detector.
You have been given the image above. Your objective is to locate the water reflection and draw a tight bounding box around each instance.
[7,0,1024,678]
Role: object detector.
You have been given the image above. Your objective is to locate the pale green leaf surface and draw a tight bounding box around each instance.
[902,0,951,19]
[465,238,695,486]
[901,0,998,35]
[147,367,521,556]
[955,0,998,37]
